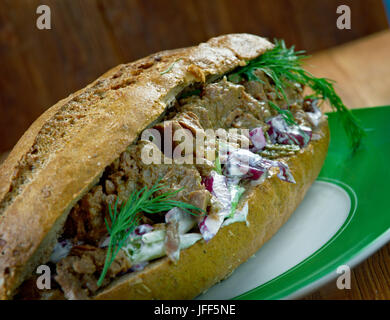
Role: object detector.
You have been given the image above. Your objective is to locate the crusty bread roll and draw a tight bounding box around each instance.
[0,34,329,300]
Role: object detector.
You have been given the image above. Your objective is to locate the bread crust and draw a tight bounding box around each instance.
[95,121,329,300]
[0,34,274,299]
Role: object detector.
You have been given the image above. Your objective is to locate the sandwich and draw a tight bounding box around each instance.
[0,34,363,300]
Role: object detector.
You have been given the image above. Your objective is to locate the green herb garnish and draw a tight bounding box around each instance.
[97,179,203,287]
[160,58,183,75]
[214,153,222,175]
[229,185,245,218]
[228,39,364,150]
[268,101,297,126]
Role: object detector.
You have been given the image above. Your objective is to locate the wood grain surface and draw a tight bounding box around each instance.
[305,31,390,111]
[0,0,388,154]
[0,1,389,300]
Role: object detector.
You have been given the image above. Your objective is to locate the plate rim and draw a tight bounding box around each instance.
[284,228,390,299]
[233,178,361,300]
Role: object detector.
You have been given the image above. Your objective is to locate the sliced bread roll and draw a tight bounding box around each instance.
[0,34,329,300]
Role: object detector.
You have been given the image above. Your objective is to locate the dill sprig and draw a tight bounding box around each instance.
[229,39,364,150]
[97,179,203,287]
[268,101,297,126]
[160,58,183,75]
[214,152,222,175]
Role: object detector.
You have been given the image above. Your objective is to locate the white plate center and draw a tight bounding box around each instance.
[197,180,351,300]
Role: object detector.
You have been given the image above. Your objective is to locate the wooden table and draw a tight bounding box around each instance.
[2,0,388,155]
[305,30,390,112]
[1,30,390,300]
[303,30,390,299]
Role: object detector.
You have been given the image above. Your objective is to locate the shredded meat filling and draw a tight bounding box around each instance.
[28,73,311,299]
[55,245,131,300]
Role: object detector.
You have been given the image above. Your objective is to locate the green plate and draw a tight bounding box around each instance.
[198,106,390,300]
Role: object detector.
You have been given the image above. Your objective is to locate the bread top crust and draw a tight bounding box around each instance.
[0,34,273,299]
